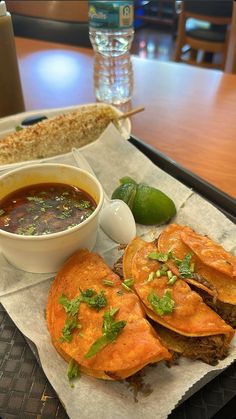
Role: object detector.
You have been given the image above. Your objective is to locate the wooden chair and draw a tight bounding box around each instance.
[135,0,178,35]
[5,0,91,48]
[174,0,233,70]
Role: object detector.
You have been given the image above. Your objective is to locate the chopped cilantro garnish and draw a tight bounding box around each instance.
[16,224,36,235]
[57,208,73,219]
[168,275,177,285]
[168,251,182,267]
[0,209,5,216]
[122,278,134,291]
[80,288,94,298]
[148,290,175,316]
[144,271,155,284]
[27,196,44,203]
[84,307,126,359]
[67,359,80,381]
[60,317,79,343]
[80,288,107,312]
[167,270,173,280]
[75,200,91,210]
[27,225,36,235]
[178,253,194,278]
[103,279,115,287]
[59,289,107,343]
[156,264,168,277]
[168,251,195,278]
[59,294,81,317]
[124,278,134,287]
[148,252,169,262]
[59,289,107,316]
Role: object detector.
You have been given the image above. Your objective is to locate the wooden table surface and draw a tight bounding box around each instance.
[15,37,236,198]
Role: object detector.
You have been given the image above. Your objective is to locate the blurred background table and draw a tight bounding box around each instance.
[15,36,236,199]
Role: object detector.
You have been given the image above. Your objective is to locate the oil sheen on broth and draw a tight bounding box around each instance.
[0,183,97,235]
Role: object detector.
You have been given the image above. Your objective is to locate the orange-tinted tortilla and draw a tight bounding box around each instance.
[46,249,171,380]
[123,238,234,341]
[181,227,236,278]
[158,224,236,305]
[123,236,145,280]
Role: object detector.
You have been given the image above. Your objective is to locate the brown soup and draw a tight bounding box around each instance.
[0,183,97,236]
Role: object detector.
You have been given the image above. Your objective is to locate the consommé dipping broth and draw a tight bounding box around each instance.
[0,183,97,236]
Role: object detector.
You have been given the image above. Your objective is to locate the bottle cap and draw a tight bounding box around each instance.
[0,1,7,17]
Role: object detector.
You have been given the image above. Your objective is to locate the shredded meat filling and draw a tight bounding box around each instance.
[113,256,124,278]
[189,285,236,328]
[152,323,229,366]
[190,273,218,304]
[191,273,216,293]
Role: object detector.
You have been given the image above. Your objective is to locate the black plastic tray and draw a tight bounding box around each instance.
[0,135,235,419]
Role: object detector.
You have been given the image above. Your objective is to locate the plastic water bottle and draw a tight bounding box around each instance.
[89,1,134,105]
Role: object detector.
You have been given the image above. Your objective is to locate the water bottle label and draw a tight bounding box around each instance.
[89,1,134,29]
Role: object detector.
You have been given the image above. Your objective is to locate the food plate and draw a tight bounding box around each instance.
[0,103,131,171]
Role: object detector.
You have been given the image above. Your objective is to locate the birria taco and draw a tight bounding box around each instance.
[157,224,236,327]
[46,249,171,380]
[123,236,234,365]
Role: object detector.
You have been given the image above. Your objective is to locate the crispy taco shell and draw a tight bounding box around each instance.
[123,237,234,364]
[181,227,236,278]
[46,249,171,380]
[157,224,236,303]
[157,224,236,325]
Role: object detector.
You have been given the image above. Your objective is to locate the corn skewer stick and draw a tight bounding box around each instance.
[118,106,145,120]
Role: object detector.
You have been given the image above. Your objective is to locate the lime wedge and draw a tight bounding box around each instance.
[111,183,137,209]
[132,184,176,225]
[111,178,176,225]
[119,176,137,185]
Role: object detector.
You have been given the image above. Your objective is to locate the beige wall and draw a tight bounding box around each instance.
[6,1,89,22]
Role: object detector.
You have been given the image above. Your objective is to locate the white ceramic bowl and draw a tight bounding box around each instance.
[0,163,104,273]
